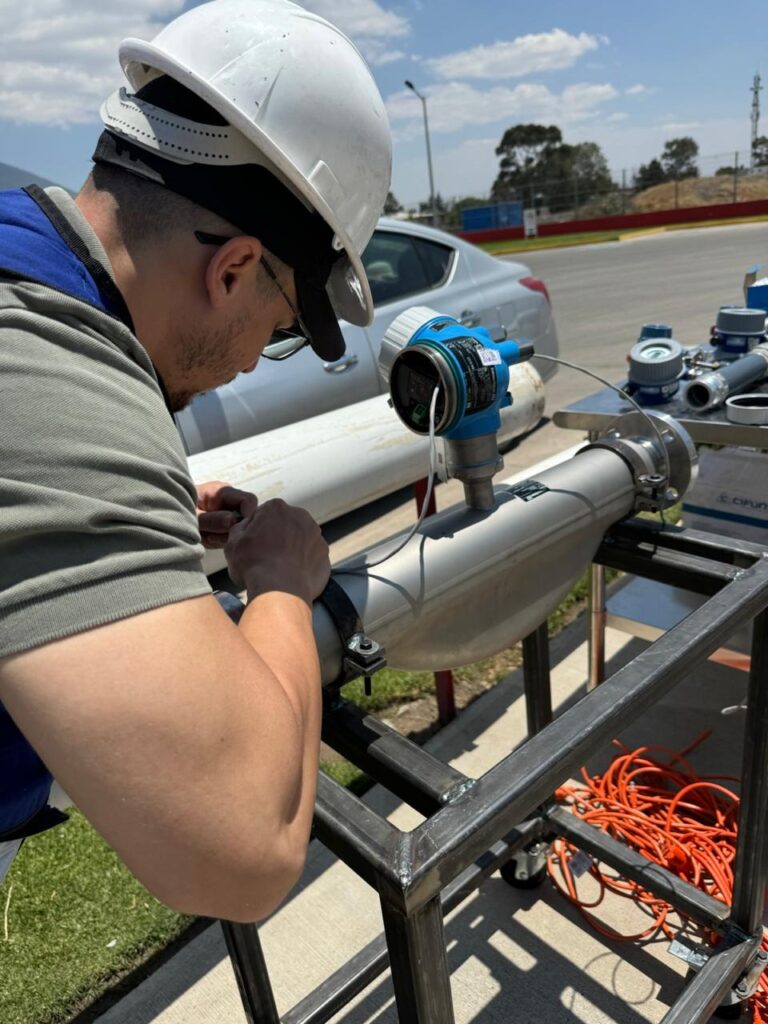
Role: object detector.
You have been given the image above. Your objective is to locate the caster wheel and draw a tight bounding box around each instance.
[499,861,547,889]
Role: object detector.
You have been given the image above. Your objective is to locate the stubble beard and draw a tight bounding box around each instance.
[166,314,251,413]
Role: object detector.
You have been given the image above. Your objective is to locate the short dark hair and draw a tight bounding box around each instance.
[81,163,287,298]
[85,163,222,247]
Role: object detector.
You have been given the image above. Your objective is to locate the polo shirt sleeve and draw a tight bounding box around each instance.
[0,296,212,658]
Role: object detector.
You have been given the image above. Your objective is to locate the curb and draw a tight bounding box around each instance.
[619,227,667,242]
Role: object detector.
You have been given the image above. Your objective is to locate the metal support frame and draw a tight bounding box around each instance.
[225,521,768,1023]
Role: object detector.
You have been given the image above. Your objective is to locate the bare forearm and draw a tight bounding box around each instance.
[238,592,322,830]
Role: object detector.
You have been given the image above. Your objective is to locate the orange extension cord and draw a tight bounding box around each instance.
[548,732,768,1022]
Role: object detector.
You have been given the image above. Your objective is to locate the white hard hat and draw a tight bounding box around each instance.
[100,0,391,340]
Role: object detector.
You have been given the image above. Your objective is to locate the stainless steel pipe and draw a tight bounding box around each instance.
[314,445,637,678]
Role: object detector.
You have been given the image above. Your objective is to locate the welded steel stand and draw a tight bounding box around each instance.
[224,521,768,1024]
[221,921,279,1024]
[380,896,454,1023]
[587,429,607,690]
[522,621,552,735]
[587,564,606,690]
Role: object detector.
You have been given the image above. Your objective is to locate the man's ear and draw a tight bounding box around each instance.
[204,236,263,309]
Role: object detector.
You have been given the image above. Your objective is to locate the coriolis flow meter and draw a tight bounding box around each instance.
[378,306,534,509]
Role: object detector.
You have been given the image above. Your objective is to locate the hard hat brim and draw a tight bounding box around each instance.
[327,253,373,329]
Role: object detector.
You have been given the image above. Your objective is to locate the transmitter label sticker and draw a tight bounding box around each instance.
[479,347,502,366]
[508,479,549,502]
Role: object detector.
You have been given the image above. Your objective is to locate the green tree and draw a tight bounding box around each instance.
[383,190,402,215]
[491,124,612,212]
[568,141,613,205]
[661,136,699,179]
[715,164,746,176]
[633,158,667,191]
[491,123,563,202]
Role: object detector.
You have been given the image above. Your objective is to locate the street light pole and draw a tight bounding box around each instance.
[404,79,437,226]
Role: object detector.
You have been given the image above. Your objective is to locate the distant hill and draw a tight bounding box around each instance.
[633,173,768,213]
[0,162,69,192]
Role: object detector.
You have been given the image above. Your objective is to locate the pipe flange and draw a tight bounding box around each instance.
[584,411,697,512]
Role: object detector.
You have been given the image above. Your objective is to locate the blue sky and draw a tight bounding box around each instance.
[0,0,765,206]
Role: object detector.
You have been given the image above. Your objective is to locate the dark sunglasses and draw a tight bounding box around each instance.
[194,230,312,360]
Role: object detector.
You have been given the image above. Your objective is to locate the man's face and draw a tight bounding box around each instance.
[164,243,302,412]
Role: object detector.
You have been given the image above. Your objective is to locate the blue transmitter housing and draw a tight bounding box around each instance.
[388,314,534,440]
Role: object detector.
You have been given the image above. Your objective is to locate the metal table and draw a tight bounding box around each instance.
[554,382,768,688]
[554,381,768,449]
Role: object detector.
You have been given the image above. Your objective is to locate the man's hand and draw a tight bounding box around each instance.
[225,499,330,604]
[196,480,259,549]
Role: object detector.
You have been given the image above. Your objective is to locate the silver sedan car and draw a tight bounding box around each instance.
[176,218,558,454]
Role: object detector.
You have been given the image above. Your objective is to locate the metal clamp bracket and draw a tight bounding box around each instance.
[669,935,768,1007]
[320,578,387,693]
[343,633,388,695]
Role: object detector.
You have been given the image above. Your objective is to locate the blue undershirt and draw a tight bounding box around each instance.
[0,186,119,835]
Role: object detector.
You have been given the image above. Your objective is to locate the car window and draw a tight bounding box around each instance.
[362,230,454,305]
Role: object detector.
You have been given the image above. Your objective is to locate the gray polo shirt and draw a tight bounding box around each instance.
[0,188,211,658]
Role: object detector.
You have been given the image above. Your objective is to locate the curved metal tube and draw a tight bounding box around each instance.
[314,446,636,678]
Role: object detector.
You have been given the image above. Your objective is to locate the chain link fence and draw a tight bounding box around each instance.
[443,150,768,231]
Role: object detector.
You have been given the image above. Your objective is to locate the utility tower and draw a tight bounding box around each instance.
[750,72,762,171]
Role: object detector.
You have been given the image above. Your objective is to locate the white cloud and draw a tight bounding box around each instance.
[625,84,649,96]
[659,121,703,133]
[0,1,185,125]
[388,81,619,137]
[301,0,408,38]
[426,29,603,80]
[607,112,629,122]
[357,37,406,66]
[0,0,411,126]
[302,1,410,75]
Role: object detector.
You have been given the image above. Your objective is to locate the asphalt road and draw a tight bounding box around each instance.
[517,220,768,420]
[327,220,768,559]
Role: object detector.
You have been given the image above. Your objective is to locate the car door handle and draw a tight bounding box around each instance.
[459,309,482,327]
[323,354,359,373]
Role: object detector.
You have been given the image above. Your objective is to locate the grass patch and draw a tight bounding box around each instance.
[320,760,370,796]
[478,211,767,257]
[340,666,435,712]
[0,810,190,1024]
[479,230,621,255]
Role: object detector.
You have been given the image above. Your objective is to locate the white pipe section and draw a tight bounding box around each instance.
[188,363,545,576]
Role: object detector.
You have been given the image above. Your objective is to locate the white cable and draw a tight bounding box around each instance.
[333,386,440,576]
[532,352,673,491]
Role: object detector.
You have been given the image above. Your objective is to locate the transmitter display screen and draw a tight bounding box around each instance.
[408,369,436,406]
[391,349,446,433]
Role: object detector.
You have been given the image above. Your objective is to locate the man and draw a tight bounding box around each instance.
[0,0,391,922]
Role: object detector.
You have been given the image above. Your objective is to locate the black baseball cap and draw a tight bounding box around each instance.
[93,76,346,361]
